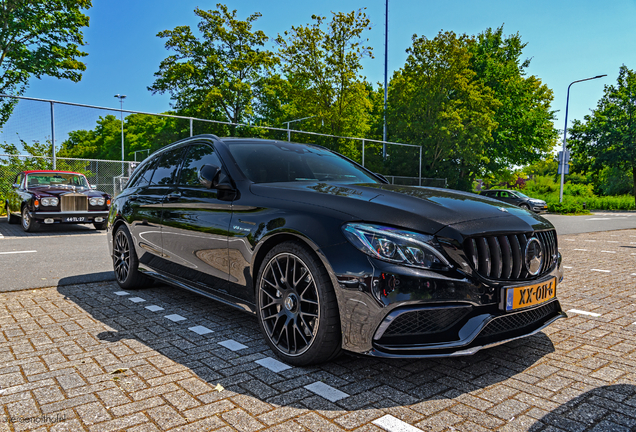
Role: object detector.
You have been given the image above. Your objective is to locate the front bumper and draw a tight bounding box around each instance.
[322,240,565,358]
[31,210,109,223]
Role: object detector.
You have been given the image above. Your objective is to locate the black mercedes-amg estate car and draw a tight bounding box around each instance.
[107,135,565,365]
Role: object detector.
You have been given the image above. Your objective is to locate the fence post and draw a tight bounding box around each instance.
[419,146,422,186]
[362,140,365,167]
[50,102,56,170]
[190,118,193,137]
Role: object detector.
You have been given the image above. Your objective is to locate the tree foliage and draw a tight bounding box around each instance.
[0,0,91,126]
[568,65,636,203]
[387,31,499,190]
[469,26,557,174]
[148,4,277,130]
[274,9,374,155]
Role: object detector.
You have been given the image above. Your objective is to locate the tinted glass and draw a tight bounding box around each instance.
[130,158,157,188]
[26,173,89,188]
[151,148,186,186]
[180,144,223,187]
[228,142,380,184]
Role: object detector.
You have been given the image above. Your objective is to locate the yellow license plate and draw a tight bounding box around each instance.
[504,278,556,311]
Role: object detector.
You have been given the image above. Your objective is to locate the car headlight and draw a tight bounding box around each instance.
[41,197,59,207]
[89,197,105,206]
[342,223,450,270]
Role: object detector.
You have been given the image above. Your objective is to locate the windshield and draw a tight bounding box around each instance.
[27,173,89,189]
[227,142,381,184]
[515,191,529,198]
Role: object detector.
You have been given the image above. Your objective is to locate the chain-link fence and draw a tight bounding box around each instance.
[0,154,136,203]
[0,94,446,199]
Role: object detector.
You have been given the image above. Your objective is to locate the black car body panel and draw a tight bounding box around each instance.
[107,135,565,360]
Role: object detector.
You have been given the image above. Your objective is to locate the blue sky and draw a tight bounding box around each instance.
[20,0,636,143]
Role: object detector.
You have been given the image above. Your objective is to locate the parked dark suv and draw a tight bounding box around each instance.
[107,135,565,365]
[481,189,547,213]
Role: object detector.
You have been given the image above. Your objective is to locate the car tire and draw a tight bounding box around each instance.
[21,206,40,232]
[256,241,342,366]
[6,204,18,224]
[94,221,108,230]
[112,224,153,289]
[520,203,530,210]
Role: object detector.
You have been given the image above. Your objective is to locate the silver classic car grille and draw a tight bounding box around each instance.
[463,230,557,280]
[60,194,88,212]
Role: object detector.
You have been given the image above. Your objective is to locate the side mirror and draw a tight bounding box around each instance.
[90,185,97,190]
[199,164,222,189]
[12,183,19,189]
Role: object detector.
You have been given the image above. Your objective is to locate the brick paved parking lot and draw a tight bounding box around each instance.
[1,230,636,431]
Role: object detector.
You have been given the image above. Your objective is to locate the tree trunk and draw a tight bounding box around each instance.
[633,164,636,208]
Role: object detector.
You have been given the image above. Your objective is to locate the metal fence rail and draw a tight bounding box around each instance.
[0,154,136,199]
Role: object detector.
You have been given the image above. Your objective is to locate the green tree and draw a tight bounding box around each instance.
[274,9,374,156]
[387,31,499,190]
[468,26,557,175]
[0,0,91,126]
[568,65,636,204]
[148,4,277,131]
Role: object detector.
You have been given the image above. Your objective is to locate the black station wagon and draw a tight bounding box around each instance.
[107,135,565,365]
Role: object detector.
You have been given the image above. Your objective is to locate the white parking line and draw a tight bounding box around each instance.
[373,415,422,432]
[631,274,636,277]
[607,241,619,243]
[564,239,575,241]
[304,381,349,402]
[564,266,573,269]
[256,357,292,373]
[591,269,611,273]
[165,314,186,322]
[601,251,616,254]
[584,240,597,242]
[145,305,164,312]
[568,309,601,317]
[114,291,130,296]
[218,339,247,351]
[0,233,4,239]
[574,249,588,251]
[0,250,37,255]
[128,297,146,303]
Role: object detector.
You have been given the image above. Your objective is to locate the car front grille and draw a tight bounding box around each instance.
[382,306,471,337]
[463,230,557,280]
[61,194,88,212]
[477,300,560,339]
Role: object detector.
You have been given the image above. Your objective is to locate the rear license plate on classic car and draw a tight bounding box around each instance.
[503,277,556,311]
[63,216,86,222]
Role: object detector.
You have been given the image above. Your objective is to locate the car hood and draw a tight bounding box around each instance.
[250,182,552,235]
[27,186,105,198]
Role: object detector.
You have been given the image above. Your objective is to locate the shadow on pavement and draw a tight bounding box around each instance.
[0,216,102,238]
[57,277,556,412]
[530,384,636,431]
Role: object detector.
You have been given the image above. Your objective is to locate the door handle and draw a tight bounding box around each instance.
[165,192,181,202]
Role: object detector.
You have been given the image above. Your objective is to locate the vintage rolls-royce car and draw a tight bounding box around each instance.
[5,170,112,232]
[107,135,566,366]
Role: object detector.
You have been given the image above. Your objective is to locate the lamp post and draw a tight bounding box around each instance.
[560,75,606,202]
[114,94,126,174]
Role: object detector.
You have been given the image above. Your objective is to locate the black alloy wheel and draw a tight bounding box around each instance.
[256,242,341,365]
[21,206,39,232]
[113,225,151,289]
[94,221,108,230]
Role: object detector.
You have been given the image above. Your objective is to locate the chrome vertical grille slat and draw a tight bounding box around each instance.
[462,230,557,281]
[60,194,88,212]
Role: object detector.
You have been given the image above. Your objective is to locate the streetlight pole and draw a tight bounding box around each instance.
[382,0,389,159]
[114,94,126,174]
[560,75,606,202]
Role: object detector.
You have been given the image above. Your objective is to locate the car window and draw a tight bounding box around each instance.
[129,158,158,188]
[151,147,186,186]
[499,191,509,198]
[179,144,223,187]
[228,141,380,184]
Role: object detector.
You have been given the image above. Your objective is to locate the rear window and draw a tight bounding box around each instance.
[227,142,380,184]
